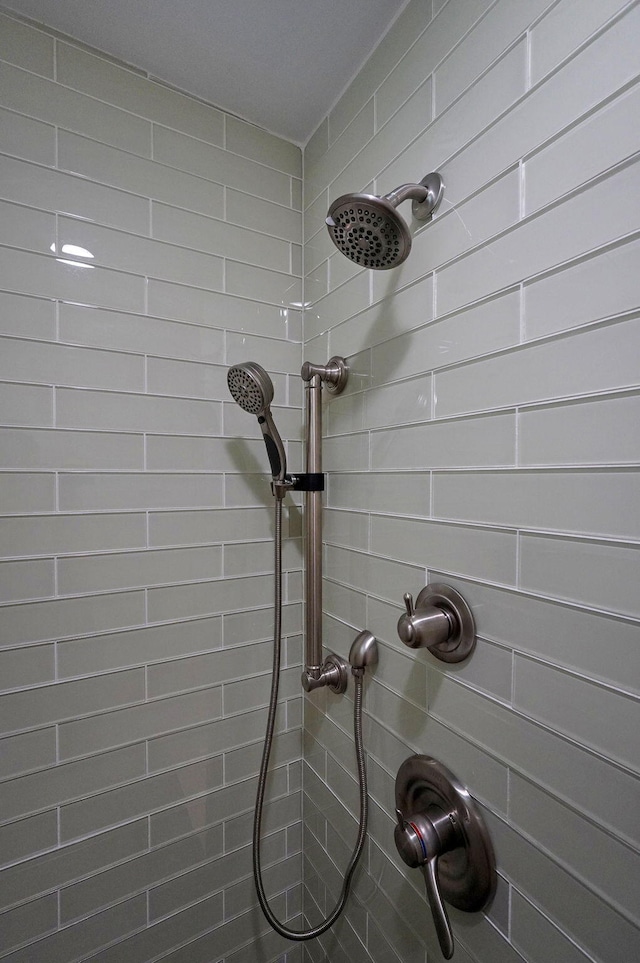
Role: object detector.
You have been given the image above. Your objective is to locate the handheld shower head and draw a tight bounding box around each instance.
[326,172,443,270]
[227,362,287,489]
[227,361,274,414]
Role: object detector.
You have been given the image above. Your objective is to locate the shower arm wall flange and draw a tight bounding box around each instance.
[413,173,444,221]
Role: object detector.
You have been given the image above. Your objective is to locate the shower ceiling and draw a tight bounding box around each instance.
[3,0,409,143]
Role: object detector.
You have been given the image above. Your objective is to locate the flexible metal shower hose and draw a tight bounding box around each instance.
[252,496,369,941]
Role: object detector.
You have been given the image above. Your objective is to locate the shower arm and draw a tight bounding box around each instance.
[299,358,349,690]
[382,182,429,208]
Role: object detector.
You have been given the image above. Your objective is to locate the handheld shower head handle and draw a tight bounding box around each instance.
[257,408,287,484]
[227,362,288,494]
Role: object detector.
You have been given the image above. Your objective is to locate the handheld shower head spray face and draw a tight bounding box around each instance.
[227,361,274,414]
[326,173,444,270]
[227,362,287,490]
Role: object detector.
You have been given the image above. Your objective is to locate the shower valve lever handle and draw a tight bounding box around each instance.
[422,858,455,960]
[394,756,496,961]
[403,592,414,617]
[394,808,456,960]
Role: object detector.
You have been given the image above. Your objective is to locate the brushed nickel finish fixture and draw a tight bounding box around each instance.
[299,356,350,690]
[348,628,379,671]
[326,172,444,269]
[227,357,378,941]
[227,361,288,491]
[301,651,349,694]
[394,755,495,959]
[397,583,476,662]
[301,355,349,394]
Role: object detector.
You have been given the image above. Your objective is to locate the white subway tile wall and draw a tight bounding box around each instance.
[0,9,304,963]
[302,1,640,962]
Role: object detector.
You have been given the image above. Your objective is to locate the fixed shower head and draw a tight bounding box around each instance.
[326,172,443,270]
[227,362,287,490]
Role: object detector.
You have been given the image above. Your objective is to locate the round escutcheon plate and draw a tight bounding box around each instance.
[395,755,495,912]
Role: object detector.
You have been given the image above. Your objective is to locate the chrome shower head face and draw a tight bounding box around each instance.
[326,193,411,270]
[227,362,274,415]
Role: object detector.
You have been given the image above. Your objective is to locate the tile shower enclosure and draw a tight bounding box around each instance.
[0,2,639,962]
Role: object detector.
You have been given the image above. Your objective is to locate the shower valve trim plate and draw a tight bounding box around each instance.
[397,583,476,662]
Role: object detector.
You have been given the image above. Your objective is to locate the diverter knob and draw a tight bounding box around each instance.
[397,583,476,663]
[394,755,495,959]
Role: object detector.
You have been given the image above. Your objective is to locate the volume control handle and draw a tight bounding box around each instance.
[396,583,476,663]
[423,857,455,960]
[394,808,456,960]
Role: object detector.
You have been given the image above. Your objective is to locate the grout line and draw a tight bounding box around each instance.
[518,281,526,344]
